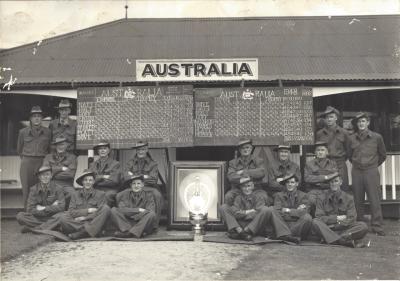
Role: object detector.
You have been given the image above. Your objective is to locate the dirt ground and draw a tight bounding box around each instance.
[1,219,399,280]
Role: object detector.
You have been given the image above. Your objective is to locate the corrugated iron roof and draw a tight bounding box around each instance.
[1,15,399,85]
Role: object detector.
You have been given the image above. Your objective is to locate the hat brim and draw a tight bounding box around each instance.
[351,114,369,128]
[93,143,110,150]
[30,111,43,116]
[274,146,291,152]
[55,106,71,109]
[76,172,96,186]
[36,168,52,176]
[52,139,68,145]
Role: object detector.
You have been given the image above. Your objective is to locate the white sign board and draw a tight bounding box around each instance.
[136,58,258,82]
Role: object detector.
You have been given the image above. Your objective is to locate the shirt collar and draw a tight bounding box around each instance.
[327,190,344,203]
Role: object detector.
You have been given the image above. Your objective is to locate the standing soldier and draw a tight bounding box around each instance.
[267,145,301,196]
[49,99,77,153]
[16,166,65,232]
[349,112,386,236]
[304,141,338,208]
[220,176,299,243]
[312,172,368,247]
[124,141,162,226]
[42,136,77,207]
[274,173,312,241]
[58,170,111,240]
[226,139,268,206]
[89,140,121,206]
[17,106,51,209]
[110,174,158,238]
[316,106,351,191]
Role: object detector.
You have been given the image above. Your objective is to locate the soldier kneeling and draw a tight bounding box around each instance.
[312,172,368,248]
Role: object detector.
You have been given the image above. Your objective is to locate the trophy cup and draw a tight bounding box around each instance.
[185,176,209,237]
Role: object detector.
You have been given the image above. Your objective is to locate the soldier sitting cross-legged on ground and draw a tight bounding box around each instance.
[16,166,65,233]
[58,169,111,240]
[220,176,300,243]
[311,172,368,248]
[274,173,312,241]
[110,174,158,238]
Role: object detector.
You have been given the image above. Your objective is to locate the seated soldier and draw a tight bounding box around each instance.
[124,140,163,227]
[304,141,338,208]
[274,173,312,241]
[267,145,301,196]
[42,136,77,207]
[220,176,300,243]
[16,166,65,232]
[58,169,111,240]
[110,174,157,238]
[89,140,121,206]
[226,139,268,206]
[311,172,368,248]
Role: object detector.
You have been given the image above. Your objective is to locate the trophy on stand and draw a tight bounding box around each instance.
[185,176,209,238]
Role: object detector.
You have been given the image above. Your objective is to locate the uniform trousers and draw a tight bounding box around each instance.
[332,158,349,192]
[311,218,368,244]
[59,205,111,237]
[95,187,118,207]
[219,205,291,238]
[16,212,63,230]
[20,156,44,209]
[53,179,76,208]
[284,213,313,239]
[143,186,163,227]
[352,167,383,232]
[110,207,157,238]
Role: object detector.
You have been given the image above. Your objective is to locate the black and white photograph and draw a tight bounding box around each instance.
[0,0,399,280]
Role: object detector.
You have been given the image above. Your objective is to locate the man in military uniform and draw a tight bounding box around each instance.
[42,136,77,207]
[226,139,268,206]
[16,166,65,232]
[89,140,121,206]
[349,112,386,236]
[220,177,299,243]
[124,141,162,226]
[110,174,157,238]
[274,173,312,241]
[17,106,51,209]
[304,141,338,208]
[312,172,368,247]
[58,170,111,240]
[316,106,351,191]
[49,99,77,152]
[267,145,301,196]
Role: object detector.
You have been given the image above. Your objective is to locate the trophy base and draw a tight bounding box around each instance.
[192,225,205,236]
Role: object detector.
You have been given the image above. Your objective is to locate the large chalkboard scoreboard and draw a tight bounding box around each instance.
[77,86,314,149]
[194,87,314,146]
[77,85,194,149]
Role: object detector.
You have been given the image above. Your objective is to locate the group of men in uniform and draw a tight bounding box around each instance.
[16,101,386,245]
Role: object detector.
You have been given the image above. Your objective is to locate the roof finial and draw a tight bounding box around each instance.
[125,2,129,19]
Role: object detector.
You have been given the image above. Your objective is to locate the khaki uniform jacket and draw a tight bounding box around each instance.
[49,118,77,152]
[17,126,51,157]
[68,188,106,218]
[315,190,356,227]
[124,155,158,186]
[231,193,267,220]
[42,152,77,184]
[89,156,121,188]
[116,189,156,220]
[227,155,265,187]
[267,160,301,192]
[274,190,309,221]
[304,158,338,190]
[316,125,351,160]
[349,129,386,170]
[26,181,65,216]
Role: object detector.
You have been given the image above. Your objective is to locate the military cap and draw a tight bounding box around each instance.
[314,141,328,149]
[52,136,69,145]
[132,140,148,149]
[55,99,72,109]
[238,177,252,186]
[319,106,340,118]
[277,173,299,185]
[124,174,144,187]
[36,165,52,175]
[93,140,110,151]
[351,112,370,128]
[30,106,43,116]
[75,169,96,186]
[274,145,291,152]
[237,139,252,147]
